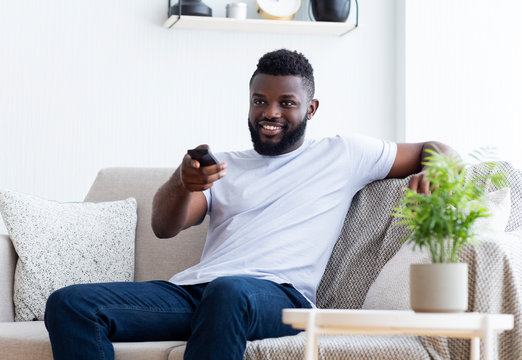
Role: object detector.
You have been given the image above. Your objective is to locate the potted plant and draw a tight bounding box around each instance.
[392,149,506,312]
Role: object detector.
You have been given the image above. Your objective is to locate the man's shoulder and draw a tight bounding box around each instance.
[306,135,357,153]
[214,148,258,161]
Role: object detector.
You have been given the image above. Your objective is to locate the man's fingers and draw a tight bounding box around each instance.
[186,162,227,178]
[408,175,420,193]
[194,144,210,150]
[183,153,199,169]
[199,162,227,173]
[408,173,431,195]
[419,178,430,195]
[181,160,227,191]
[186,170,226,186]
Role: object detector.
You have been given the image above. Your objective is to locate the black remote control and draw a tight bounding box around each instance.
[187,149,219,167]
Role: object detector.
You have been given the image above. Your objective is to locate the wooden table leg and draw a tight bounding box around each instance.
[482,316,493,360]
[304,309,319,360]
[470,337,480,360]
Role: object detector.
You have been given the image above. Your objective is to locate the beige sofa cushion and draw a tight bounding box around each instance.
[0,321,186,360]
[167,345,186,360]
[84,168,208,282]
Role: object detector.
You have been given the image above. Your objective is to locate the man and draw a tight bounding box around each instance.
[45,49,456,360]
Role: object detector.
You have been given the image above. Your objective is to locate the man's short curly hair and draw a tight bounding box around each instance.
[250,49,315,101]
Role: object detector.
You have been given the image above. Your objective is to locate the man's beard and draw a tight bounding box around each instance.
[248,115,307,156]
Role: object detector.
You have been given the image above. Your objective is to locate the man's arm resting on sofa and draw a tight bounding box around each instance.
[151,147,227,239]
[0,234,16,322]
[387,141,460,194]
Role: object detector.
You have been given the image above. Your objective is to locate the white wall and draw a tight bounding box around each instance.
[0,0,399,233]
[404,1,522,166]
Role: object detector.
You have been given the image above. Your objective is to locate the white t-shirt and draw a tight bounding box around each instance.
[170,134,397,305]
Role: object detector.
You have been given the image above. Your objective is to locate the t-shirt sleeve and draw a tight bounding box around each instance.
[203,188,211,214]
[341,134,397,188]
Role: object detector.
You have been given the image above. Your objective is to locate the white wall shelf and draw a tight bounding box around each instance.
[163,15,357,36]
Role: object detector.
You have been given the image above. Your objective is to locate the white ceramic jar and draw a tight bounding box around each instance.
[226,2,247,19]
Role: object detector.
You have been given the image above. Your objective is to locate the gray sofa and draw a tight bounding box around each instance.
[1,163,521,360]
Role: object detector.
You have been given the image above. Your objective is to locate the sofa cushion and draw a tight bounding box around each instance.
[0,321,52,360]
[84,168,208,282]
[361,243,430,311]
[0,321,186,360]
[0,189,137,321]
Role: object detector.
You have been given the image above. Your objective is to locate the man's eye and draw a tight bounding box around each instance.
[253,99,265,105]
[281,101,295,107]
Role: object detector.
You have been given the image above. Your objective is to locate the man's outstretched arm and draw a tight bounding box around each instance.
[386,142,460,194]
[151,145,227,239]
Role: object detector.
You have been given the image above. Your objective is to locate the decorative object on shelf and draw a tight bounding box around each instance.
[393,149,508,312]
[226,2,247,19]
[310,0,350,22]
[168,0,212,17]
[256,0,301,20]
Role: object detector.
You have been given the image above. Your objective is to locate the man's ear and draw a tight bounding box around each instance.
[307,99,319,120]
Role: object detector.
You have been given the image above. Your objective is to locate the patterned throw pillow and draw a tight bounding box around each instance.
[0,189,137,321]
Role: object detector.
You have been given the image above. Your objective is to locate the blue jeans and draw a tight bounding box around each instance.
[44,276,311,360]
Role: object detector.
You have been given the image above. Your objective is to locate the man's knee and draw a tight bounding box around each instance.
[45,284,95,322]
[206,275,256,294]
[203,276,260,307]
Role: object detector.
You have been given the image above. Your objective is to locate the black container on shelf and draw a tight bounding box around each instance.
[311,0,350,22]
[168,0,212,17]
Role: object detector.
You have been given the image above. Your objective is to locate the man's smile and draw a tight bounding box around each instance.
[258,121,285,137]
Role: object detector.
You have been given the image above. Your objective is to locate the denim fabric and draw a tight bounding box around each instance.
[44,276,311,360]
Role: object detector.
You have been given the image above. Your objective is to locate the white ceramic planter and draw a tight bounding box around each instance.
[410,263,468,313]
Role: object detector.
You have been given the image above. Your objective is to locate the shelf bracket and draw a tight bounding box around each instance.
[167,0,183,29]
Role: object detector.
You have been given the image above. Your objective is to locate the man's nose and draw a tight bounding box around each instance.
[263,104,281,119]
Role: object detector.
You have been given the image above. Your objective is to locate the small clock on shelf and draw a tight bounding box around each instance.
[256,0,301,20]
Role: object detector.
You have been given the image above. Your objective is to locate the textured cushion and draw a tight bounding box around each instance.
[362,188,511,311]
[0,189,137,321]
[474,187,511,234]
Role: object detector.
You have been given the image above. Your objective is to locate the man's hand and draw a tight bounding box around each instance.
[387,141,460,195]
[180,145,227,192]
[408,169,430,195]
[151,145,227,238]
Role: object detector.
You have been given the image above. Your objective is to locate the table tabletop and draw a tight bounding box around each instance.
[283,309,514,360]
[282,309,514,338]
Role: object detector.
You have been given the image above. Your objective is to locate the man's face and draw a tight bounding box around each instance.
[248,74,317,156]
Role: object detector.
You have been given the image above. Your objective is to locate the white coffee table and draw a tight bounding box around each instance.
[282,309,513,360]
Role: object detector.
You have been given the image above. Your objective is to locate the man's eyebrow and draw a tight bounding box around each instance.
[280,94,297,99]
[252,93,266,98]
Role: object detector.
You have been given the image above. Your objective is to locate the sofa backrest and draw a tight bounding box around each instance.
[84,168,207,282]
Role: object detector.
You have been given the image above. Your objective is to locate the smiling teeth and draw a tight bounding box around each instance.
[263,125,281,130]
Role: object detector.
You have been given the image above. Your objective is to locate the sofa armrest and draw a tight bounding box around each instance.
[0,234,16,322]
